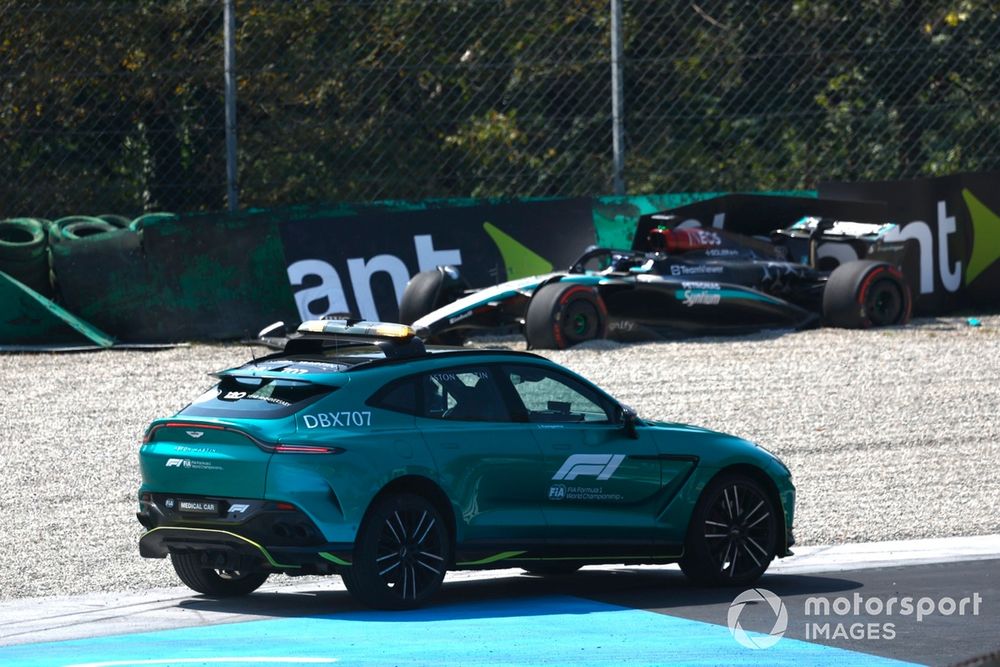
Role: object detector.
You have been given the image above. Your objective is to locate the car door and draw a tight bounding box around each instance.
[500,363,663,547]
[408,364,550,549]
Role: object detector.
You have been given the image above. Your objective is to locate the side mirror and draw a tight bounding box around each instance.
[258,321,287,339]
[257,321,288,350]
[620,404,639,439]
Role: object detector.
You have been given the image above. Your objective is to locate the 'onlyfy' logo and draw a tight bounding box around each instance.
[728,588,788,649]
[552,454,625,481]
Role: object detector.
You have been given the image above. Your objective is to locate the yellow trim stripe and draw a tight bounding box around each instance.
[318,551,352,566]
[142,527,301,569]
[456,550,527,566]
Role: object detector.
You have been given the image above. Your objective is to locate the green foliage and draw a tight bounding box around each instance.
[1,0,998,216]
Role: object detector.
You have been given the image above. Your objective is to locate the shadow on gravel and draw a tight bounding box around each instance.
[176,566,862,622]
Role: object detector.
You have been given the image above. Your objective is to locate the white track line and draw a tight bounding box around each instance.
[0,534,996,648]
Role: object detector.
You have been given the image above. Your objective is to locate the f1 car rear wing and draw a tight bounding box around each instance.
[634,194,891,251]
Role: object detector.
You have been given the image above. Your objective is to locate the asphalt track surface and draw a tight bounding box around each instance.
[1,536,997,667]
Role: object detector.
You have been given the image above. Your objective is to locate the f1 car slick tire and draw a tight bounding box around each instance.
[399,267,463,324]
[822,260,912,329]
[680,473,778,587]
[525,282,608,350]
[170,552,269,596]
[342,493,451,610]
[399,267,468,345]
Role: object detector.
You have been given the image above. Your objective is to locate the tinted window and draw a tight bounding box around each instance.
[505,365,611,423]
[368,378,420,415]
[421,367,511,422]
[180,376,331,419]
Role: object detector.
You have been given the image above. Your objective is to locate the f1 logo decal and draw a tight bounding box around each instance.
[552,454,625,481]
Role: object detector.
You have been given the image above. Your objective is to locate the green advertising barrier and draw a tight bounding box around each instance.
[2,192,818,345]
[49,211,298,342]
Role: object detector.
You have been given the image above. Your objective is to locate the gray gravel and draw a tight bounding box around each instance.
[2,316,998,600]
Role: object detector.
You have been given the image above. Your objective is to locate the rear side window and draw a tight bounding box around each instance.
[368,367,511,422]
[369,378,420,415]
[180,376,332,419]
[423,368,510,422]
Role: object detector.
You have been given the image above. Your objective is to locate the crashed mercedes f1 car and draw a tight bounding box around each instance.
[400,202,916,349]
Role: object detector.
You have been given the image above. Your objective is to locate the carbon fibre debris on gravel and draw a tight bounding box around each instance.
[0,315,997,599]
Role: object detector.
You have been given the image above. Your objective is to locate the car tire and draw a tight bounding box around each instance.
[342,493,451,610]
[521,562,583,576]
[680,473,779,587]
[0,219,47,262]
[399,268,459,324]
[822,260,912,328]
[49,216,118,244]
[399,268,468,345]
[97,214,132,229]
[170,552,269,596]
[525,282,607,350]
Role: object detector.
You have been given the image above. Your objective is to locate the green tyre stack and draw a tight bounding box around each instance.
[50,216,119,244]
[0,218,52,296]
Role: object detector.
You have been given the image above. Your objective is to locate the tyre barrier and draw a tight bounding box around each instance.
[97,214,132,229]
[130,211,178,232]
[0,218,52,296]
[50,216,119,244]
[0,213,175,300]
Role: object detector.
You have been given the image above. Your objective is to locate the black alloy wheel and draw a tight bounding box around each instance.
[342,493,451,609]
[680,474,778,586]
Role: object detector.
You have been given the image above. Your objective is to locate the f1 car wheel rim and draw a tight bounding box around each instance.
[562,300,600,343]
[865,279,903,326]
[217,570,252,581]
[703,484,775,579]
[375,508,445,601]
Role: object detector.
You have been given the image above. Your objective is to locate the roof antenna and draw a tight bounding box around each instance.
[244,328,257,362]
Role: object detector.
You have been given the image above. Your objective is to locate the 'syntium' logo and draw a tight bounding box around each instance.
[728,588,788,649]
[552,454,625,481]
